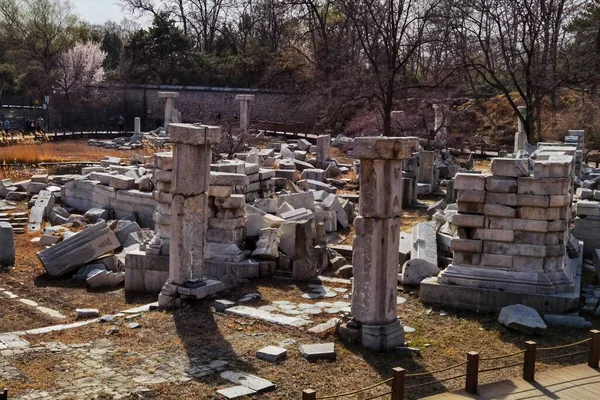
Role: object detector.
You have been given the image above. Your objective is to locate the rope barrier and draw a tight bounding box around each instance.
[316,378,393,399]
[405,374,467,390]
[537,350,589,362]
[480,350,526,361]
[479,362,524,373]
[538,338,590,351]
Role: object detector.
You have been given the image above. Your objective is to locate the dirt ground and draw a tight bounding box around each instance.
[0,140,596,399]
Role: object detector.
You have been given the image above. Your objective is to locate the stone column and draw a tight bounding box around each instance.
[134,117,141,134]
[417,151,436,193]
[350,136,419,352]
[158,92,181,127]
[235,94,255,135]
[316,134,331,168]
[514,106,527,153]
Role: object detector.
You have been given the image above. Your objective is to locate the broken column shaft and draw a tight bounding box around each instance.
[351,136,419,352]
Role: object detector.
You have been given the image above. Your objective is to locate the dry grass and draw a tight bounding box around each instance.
[0,140,158,165]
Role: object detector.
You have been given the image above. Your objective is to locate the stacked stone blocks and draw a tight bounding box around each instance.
[447,155,574,294]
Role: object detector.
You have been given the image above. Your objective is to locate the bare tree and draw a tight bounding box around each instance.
[340,0,441,136]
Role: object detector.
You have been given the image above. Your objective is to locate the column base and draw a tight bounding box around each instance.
[361,320,405,352]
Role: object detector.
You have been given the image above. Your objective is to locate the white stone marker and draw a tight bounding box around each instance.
[158,92,181,127]
[514,106,527,153]
[134,117,141,134]
[235,94,255,135]
[351,136,419,352]
[316,134,331,168]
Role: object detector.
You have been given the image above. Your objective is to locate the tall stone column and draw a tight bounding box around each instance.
[134,117,141,134]
[351,136,419,352]
[417,150,436,193]
[158,123,223,307]
[158,92,181,127]
[514,106,527,153]
[235,94,255,135]
[316,134,331,168]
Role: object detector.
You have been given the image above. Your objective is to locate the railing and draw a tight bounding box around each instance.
[256,120,309,138]
[302,329,600,399]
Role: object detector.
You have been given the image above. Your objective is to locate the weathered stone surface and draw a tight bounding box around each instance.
[38,222,121,277]
[518,177,570,196]
[498,304,547,335]
[75,308,100,319]
[352,217,400,325]
[84,208,109,223]
[491,158,529,177]
[252,228,281,260]
[450,239,483,253]
[485,176,518,193]
[293,220,317,280]
[484,204,517,218]
[109,175,135,190]
[455,173,485,191]
[168,123,222,146]
[473,229,514,243]
[216,386,256,399]
[451,213,485,228]
[256,346,288,362]
[0,221,15,267]
[353,137,419,160]
[400,259,440,285]
[171,144,211,196]
[457,190,486,203]
[299,343,336,361]
[533,159,572,178]
[544,314,591,329]
[224,305,310,326]
[220,370,276,392]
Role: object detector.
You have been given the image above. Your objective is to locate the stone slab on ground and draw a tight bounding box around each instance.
[543,315,592,329]
[216,386,257,399]
[220,371,276,392]
[498,304,547,335]
[0,221,15,267]
[256,346,287,362]
[299,343,336,361]
[224,305,310,327]
[308,318,340,334]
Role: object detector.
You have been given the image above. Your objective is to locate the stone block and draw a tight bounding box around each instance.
[251,228,281,260]
[454,251,481,265]
[518,177,570,196]
[109,175,135,190]
[210,172,249,186]
[533,159,572,178]
[488,217,548,233]
[491,158,529,177]
[513,256,544,272]
[548,194,570,207]
[450,239,483,253]
[455,173,485,191]
[498,304,547,335]
[517,207,547,220]
[299,343,336,361]
[279,191,315,210]
[0,222,15,267]
[575,200,600,217]
[517,194,550,208]
[451,213,485,228]
[172,144,211,196]
[167,123,222,145]
[458,203,484,214]
[215,194,245,209]
[484,204,517,218]
[473,229,514,243]
[353,137,419,160]
[457,190,485,203]
[293,219,317,280]
[322,194,349,228]
[256,346,287,362]
[486,192,518,206]
[514,231,546,246]
[484,241,546,257]
[481,253,513,268]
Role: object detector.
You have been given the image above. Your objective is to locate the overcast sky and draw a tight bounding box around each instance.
[71,0,145,25]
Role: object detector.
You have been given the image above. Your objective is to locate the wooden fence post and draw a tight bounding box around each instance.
[302,389,316,400]
[1,389,7,400]
[588,330,600,368]
[465,351,479,394]
[391,367,405,400]
[523,341,537,381]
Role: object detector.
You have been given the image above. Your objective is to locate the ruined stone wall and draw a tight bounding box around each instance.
[445,155,575,294]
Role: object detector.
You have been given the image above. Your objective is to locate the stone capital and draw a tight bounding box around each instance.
[353,137,419,160]
[235,94,256,101]
[168,123,222,146]
[158,91,179,98]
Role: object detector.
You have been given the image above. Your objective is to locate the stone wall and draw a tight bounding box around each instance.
[442,155,575,295]
[51,85,321,131]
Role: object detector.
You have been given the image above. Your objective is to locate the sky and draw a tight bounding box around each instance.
[71,0,143,25]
